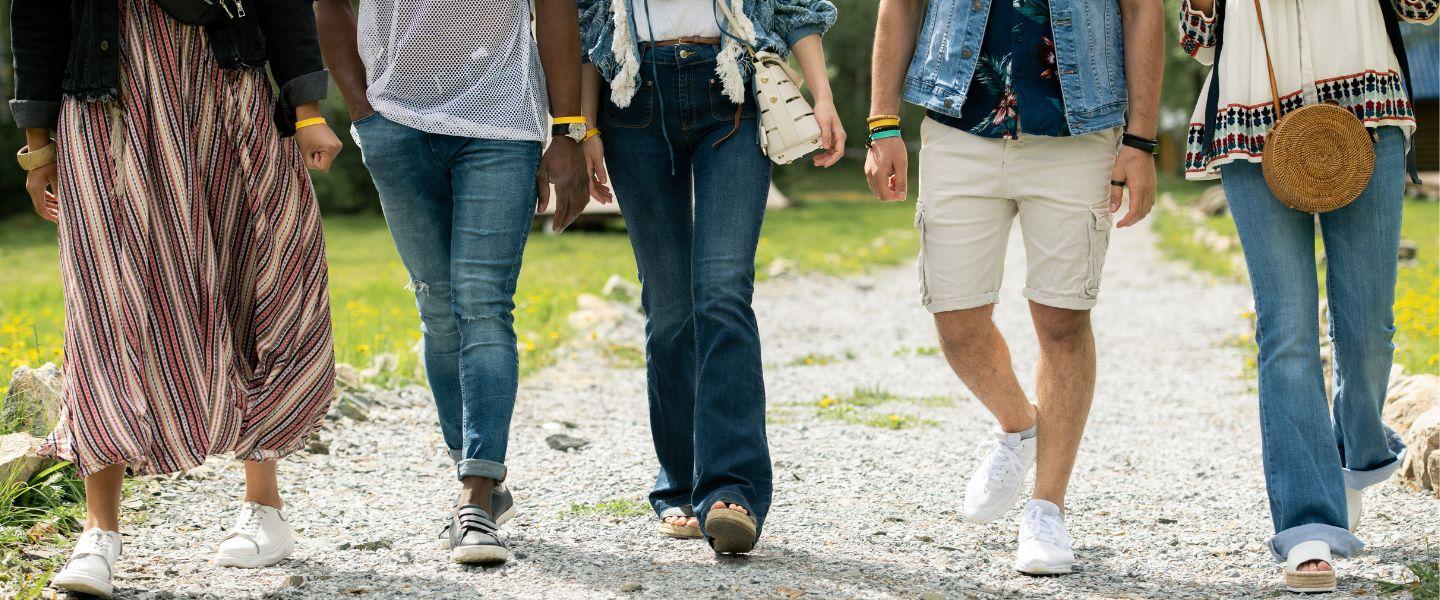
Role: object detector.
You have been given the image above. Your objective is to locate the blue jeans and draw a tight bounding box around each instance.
[599,44,774,537]
[352,113,539,482]
[1221,126,1408,561]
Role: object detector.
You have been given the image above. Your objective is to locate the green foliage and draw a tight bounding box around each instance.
[810,385,952,429]
[563,498,651,519]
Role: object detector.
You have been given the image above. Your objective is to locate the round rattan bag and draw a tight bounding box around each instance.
[1261,103,1375,213]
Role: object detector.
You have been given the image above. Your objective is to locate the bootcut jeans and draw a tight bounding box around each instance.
[1220,125,1408,560]
[598,43,775,539]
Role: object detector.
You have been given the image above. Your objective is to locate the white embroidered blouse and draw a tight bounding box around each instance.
[1179,0,1438,180]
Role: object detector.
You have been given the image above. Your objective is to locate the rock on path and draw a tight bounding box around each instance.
[102,222,1439,599]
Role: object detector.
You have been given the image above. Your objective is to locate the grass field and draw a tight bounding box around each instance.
[0,163,917,395]
[1153,179,1440,376]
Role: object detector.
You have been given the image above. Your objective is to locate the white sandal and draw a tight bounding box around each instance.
[1284,540,1337,593]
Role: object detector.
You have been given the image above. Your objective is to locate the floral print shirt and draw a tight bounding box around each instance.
[930,0,1069,138]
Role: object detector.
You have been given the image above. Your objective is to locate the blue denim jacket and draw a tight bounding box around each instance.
[905,0,1128,135]
[579,0,836,85]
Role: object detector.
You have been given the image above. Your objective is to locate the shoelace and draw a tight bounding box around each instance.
[974,437,1024,483]
[235,506,265,538]
[1020,507,1063,544]
[79,530,113,557]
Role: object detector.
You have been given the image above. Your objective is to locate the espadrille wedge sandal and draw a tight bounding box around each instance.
[1284,540,1337,593]
[705,506,757,554]
[658,506,702,539]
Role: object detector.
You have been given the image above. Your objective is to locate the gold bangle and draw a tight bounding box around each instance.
[582,128,601,142]
[553,115,587,125]
[295,117,327,130]
[866,114,901,123]
[16,143,56,171]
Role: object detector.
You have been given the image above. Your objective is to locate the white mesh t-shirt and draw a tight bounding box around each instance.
[357,0,548,141]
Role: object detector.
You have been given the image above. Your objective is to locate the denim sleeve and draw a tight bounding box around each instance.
[10,0,73,129]
[771,0,837,49]
[578,0,608,66]
[1390,0,1439,23]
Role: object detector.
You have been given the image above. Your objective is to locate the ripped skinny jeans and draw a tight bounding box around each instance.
[352,113,540,482]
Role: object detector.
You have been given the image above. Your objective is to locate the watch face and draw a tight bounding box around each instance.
[566,123,586,142]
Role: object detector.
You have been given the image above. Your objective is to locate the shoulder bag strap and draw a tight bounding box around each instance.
[1378,0,1422,183]
[1201,1,1228,165]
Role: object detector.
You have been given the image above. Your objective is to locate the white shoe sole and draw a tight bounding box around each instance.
[451,544,509,564]
[437,504,515,550]
[1015,561,1074,575]
[52,571,114,598]
[214,537,296,568]
[965,480,1028,524]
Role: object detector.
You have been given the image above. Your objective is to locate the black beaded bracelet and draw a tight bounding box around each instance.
[867,124,902,135]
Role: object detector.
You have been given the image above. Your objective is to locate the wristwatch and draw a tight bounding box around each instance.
[552,116,587,143]
[1121,132,1159,154]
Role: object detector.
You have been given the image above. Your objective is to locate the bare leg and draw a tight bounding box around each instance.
[934,305,1037,432]
[84,464,126,532]
[459,477,495,513]
[1027,302,1096,510]
[242,461,284,510]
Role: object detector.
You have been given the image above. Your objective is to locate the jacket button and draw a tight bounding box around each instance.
[972,0,983,9]
[100,41,109,52]
[961,48,972,59]
[944,99,954,108]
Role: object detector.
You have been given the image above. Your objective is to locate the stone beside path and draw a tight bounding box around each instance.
[50,221,1440,598]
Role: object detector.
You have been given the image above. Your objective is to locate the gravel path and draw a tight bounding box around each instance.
[100,220,1439,599]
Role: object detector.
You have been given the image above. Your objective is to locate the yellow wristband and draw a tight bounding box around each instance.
[295,117,327,130]
[552,115,587,125]
[867,118,901,129]
[582,128,601,142]
[866,114,901,123]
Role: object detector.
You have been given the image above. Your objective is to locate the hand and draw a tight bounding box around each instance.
[25,161,59,223]
[537,138,590,233]
[811,99,846,168]
[297,124,343,173]
[1109,145,1156,227]
[864,136,909,202]
[583,135,613,204]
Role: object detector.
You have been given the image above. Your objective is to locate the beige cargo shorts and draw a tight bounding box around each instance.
[915,117,1121,313]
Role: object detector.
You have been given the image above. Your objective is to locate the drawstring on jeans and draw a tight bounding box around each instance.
[632,0,677,175]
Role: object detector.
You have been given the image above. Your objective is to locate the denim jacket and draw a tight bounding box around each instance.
[579,0,836,106]
[905,0,1127,135]
[10,0,329,137]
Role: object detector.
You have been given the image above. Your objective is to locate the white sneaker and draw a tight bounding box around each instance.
[1015,499,1074,575]
[963,429,1037,523]
[214,502,296,568]
[52,528,121,598]
[1346,487,1362,532]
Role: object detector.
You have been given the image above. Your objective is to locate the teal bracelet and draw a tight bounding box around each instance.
[866,128,902,148]
[869,129,902,141]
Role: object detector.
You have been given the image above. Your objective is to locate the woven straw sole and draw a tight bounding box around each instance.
[1284,569,1337,593]
[658,521,704,539]
[705,508,757,554]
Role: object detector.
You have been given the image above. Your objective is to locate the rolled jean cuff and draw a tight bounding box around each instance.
[455,458,506,482]
[1269,523,1363,561]
[447,447,462,463]
[1343,447,1406,490]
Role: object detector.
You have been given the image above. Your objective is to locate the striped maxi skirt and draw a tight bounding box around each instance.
[38,0,335,478]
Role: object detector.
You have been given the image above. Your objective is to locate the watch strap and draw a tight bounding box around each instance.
[552,116,587,125]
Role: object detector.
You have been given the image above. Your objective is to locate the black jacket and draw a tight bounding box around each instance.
[10,0,329,136]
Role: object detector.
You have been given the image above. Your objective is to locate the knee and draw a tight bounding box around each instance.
[934,308,995,353]
[1033,309,1091,351]
[693,271,754,322]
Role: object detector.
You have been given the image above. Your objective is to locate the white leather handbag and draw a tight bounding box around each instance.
[750,51,824,165]
[713,0,823,165]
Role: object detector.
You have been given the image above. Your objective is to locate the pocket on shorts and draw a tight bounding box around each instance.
[915,204,931,305]
[1083,200,1113,299]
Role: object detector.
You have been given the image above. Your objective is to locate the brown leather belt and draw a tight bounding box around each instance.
[640,36,722,48]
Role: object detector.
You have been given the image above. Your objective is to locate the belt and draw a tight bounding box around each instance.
[640,36,722,48]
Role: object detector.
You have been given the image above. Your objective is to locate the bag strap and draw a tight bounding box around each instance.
[1250,0,1284,116]
[1200,0,1227,166]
